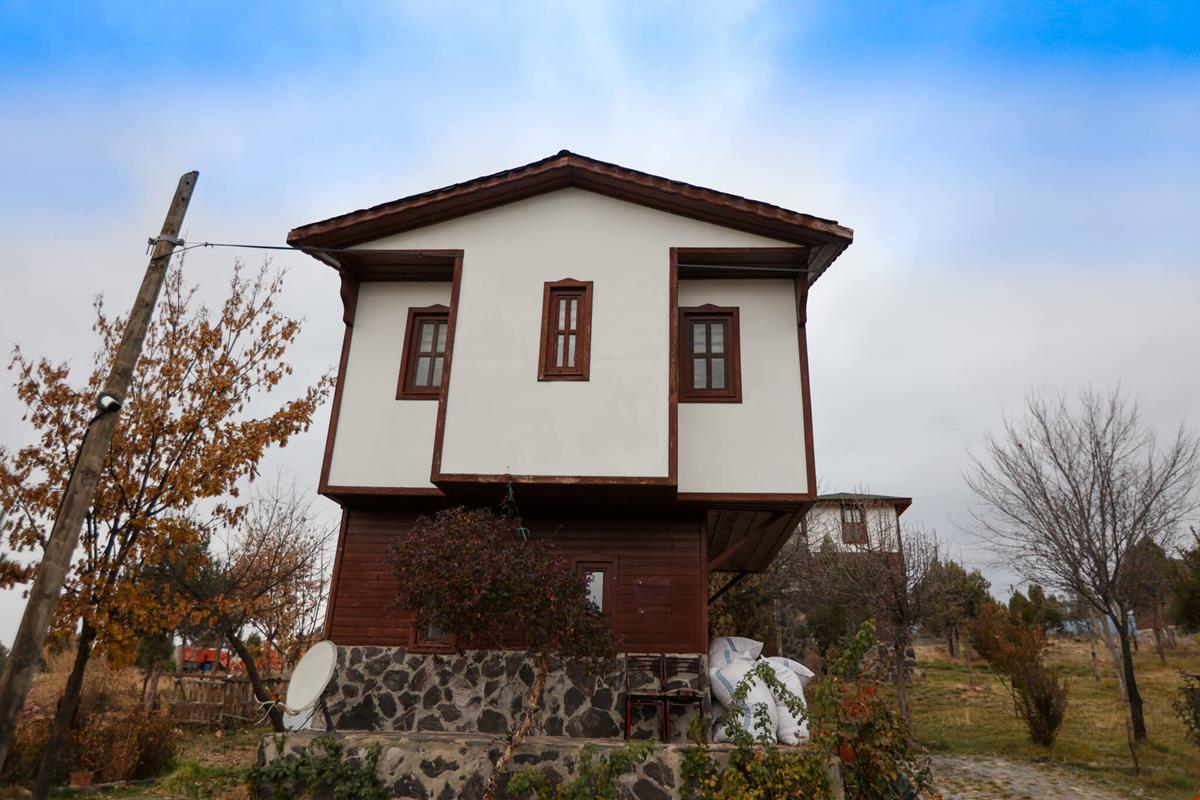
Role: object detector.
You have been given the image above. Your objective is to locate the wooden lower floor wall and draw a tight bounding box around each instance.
[325,507,708,653]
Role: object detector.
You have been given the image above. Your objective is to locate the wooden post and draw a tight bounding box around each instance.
[0,172,198,771]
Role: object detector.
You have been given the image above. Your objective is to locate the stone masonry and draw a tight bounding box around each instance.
[322,646,705,742]
[263,730,696,800]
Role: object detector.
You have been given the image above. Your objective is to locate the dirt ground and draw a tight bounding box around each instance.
[932,754,1131,800]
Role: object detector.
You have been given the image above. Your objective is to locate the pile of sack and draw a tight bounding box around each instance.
[708,636,815,744]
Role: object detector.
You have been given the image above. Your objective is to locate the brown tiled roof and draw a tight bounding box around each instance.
[287,151,853,271]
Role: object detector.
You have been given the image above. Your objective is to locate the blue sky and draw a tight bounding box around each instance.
[2,1,1199,643]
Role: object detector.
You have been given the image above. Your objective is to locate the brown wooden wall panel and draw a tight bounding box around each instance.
[325,508,707,653]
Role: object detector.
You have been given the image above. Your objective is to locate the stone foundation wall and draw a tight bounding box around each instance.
[263,730,694,800]
[324,647,705,741]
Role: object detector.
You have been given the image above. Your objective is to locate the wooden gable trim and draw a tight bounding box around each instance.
[796,269,818,501]
[287,151,854,267]
[668,249,679,487]
[318,279,360,495]
[430,253,464,483]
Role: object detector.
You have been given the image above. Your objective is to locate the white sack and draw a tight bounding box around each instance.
[763,660,810,745]
[764,656,816,687]
[709,698,726,742]
[709,659,778,741]
[708,636,764,668]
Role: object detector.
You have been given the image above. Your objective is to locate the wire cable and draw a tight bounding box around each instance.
[148,238,814,273]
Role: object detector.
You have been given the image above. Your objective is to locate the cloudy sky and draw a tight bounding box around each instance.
[2,1,1199,646]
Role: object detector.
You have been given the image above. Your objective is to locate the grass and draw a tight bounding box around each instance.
[2,727,261,800]
[910,635,1200,799]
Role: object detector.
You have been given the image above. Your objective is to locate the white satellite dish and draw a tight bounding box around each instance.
[278,640,338,729]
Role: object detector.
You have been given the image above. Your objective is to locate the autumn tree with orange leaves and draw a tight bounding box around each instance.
[0,260,331,795]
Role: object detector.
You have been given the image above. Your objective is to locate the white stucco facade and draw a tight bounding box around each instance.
[676,279,808,494]
[345,188,796,482]
[803,502,903,552]
[326,282,450,488]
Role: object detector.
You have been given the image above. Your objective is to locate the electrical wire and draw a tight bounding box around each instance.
[149,238,813,273]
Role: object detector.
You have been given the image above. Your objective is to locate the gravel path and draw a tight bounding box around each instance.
[931,755,1130,800]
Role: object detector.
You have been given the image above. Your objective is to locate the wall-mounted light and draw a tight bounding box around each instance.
[95,392,123,415]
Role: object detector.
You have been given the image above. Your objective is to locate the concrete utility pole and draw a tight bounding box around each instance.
[0,171,199,771]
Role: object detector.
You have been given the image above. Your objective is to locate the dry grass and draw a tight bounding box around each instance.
[911,634,1200,799]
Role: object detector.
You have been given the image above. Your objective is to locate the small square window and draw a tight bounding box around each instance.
[539,279,593,381]
[576,561,613,617]
[679,306,741,402]
[409,622,456,653]
[397,305,450,400]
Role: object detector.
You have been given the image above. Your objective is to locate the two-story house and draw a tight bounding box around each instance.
[800,492,912,552]
[288,152,853,738]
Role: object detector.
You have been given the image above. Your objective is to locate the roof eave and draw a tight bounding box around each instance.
[286,152,854,268]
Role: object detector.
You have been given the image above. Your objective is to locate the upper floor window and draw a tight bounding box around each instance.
[397,305,449,400]
[840,504,868,545]
[538,279,592,381]
[679,305,741,402]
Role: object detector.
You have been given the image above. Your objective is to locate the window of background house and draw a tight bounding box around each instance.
[841,504,868,545]
[538,279,593,381]
[397,305,449,399]
[576,561,613,617]
[679,305,741,402]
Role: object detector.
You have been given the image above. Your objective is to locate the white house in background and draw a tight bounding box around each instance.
[799,492,912,553]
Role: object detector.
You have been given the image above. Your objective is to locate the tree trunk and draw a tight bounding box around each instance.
[482,654,549,800]
[143,662,163,712]
[1094,610,1126,700]
[945,625,959,658]
[32,621,96,800]
[1088,634,1102,683]
[1152,626,1166,665]
[1113,612,1147,741]
[893,636,912,730]
[224,628,284,732]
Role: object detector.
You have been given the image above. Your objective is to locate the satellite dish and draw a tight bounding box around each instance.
[286,640,337,711]
[274,640,337,730]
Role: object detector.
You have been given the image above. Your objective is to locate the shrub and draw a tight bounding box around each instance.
[505,740,655,799]
[249,735,386,800]
[682,622,933,800]
[0,705,178,786]
[1174,672,1200,748]
[78,708,179,782]
[968,602,1069,747]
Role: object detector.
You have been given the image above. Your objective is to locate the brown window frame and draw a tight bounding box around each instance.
[840,504,868,546]
[408,621,456,654]
[679,305,741,403]
[538,279,593,381]
[396,304,450,400]
[576,559,615,620]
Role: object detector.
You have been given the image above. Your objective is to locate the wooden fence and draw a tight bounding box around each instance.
[167,674,288,726]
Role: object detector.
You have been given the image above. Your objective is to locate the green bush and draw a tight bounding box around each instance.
[505,740,654,799]
[1174,672,1200,748]
[248,734,387,800]
[682,622,932,800]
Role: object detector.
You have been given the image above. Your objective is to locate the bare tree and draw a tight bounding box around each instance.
[150,479,331,731]
[966,389,1199,741]
[781,501,938,728]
